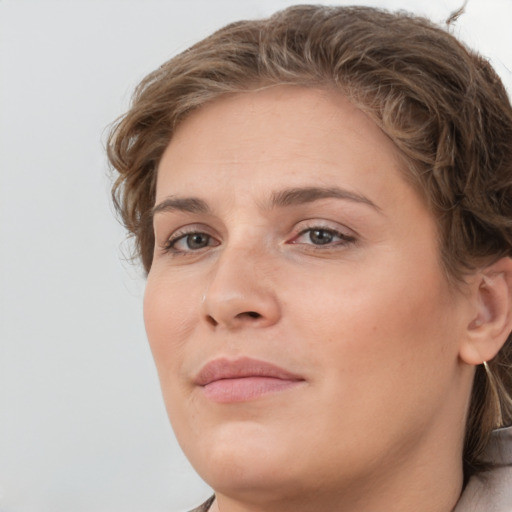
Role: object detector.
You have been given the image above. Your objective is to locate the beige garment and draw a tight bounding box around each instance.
[190,427,512,511]
[189,496,214,512]
[454,426,512,512]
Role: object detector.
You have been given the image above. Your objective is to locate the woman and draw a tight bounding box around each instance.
[107,5,512,511]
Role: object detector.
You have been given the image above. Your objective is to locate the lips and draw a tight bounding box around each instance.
[194,357,305,403]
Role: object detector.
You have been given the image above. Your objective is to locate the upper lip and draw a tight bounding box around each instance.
[194,357,304,386]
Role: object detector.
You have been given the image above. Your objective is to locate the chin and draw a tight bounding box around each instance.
[180,419,307,495]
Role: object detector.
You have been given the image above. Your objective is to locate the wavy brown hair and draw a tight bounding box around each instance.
[107,4,512,477]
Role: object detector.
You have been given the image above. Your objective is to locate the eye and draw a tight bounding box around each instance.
[164,231,219,254]
[305,228,336,245]
[290,226,355,247]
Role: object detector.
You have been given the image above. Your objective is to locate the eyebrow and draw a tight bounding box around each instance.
[152,186,380,217]
[267,186,380,211]
[152,196,211,216]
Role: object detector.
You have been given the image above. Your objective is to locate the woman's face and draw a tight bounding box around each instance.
[145,87,472,505]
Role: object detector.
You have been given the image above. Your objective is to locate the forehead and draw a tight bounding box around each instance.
[155,86,409,207]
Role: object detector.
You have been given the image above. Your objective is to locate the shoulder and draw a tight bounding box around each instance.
[454,427,512,512]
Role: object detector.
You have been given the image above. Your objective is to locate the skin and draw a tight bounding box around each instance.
[144,86,490,512]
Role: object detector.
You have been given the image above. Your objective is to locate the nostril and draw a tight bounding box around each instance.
[206,315,218,327]
[245,311,261,319]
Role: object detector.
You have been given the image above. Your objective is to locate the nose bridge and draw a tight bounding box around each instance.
[202,237,280,328]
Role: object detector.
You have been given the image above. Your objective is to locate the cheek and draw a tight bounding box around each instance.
[143,270,199,376]
[286,252,456,382]
[278,262,459,455]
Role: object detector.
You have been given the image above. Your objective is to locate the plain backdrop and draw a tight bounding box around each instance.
[1,0,511,511]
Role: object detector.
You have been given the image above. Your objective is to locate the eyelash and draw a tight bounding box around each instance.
[162,228,218,254]
[290,226,356,248]
[161,224,356,256]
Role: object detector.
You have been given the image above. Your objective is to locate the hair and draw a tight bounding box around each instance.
[107,4,512,477]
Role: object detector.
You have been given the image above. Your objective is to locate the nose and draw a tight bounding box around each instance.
[202,245,281,330]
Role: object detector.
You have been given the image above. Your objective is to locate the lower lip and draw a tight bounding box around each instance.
[201,377,303,403]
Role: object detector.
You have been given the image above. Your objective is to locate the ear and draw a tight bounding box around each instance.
[459,257,512,365]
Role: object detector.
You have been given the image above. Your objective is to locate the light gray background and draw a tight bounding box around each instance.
[1,0,511,511]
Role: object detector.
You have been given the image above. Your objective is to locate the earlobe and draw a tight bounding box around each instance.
[459,257,512,366]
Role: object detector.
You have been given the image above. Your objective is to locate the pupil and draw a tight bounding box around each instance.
[310,229,333,245]
[187,233,208,249]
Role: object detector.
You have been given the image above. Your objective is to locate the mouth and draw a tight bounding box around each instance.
[194,357,306,403]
